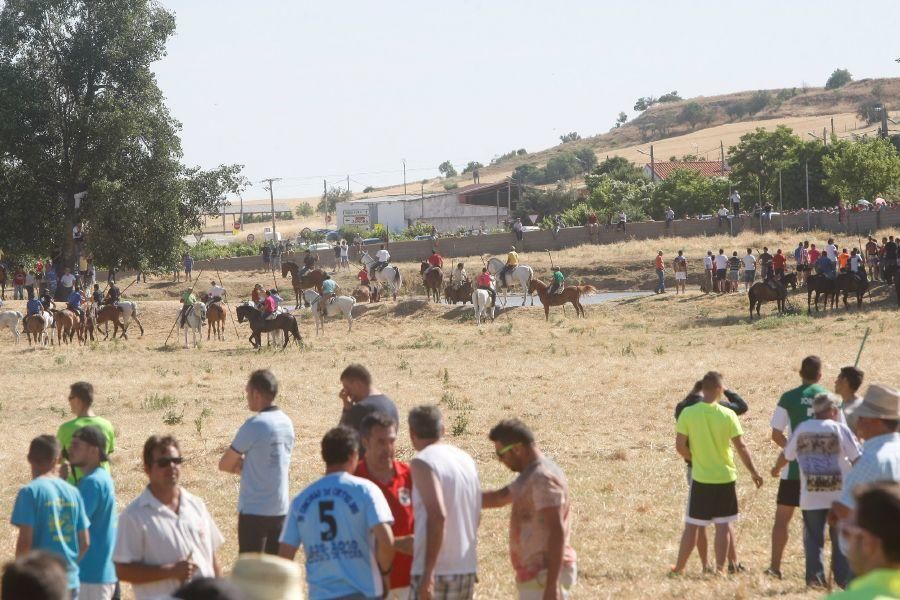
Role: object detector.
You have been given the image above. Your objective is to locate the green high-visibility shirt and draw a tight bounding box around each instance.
[553,271,564,284]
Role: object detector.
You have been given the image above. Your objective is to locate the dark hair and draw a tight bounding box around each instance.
[1,551,68,600]
[321,427,359,466]
[488,419,535,447]
[360,412,396,438]
[340,364,372,385]
[839,366,864,392]
[879,419,900,433]
[174,577,244,600]
[855,482,900,562]
[800,356,822,380]
[69,381,94,406]
[701,371,724,388]
[27,436,60,465]
[142,435,180,468]
[247,369,278,398]
[408,405,443,440]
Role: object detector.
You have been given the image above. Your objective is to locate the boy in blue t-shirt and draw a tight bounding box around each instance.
[10,435,90,595]
[279,426,394,600]
[70,426,118,596]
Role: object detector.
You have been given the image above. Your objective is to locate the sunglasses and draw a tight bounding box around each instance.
[154,457,184,468]
[495,443,520,459]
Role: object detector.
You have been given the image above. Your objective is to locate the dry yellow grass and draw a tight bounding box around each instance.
[1,231,898,599]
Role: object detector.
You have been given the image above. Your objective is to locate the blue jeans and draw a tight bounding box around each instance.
[803,509,849,588]
[655,268,665,292]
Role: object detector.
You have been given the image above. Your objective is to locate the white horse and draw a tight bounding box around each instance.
[486,257,534,306]
[0,310,22,344]
[472,289,495,325]
[360,251,403,300]
[180,302,207,348]
[115,301,145,337]
[303,290,355,334]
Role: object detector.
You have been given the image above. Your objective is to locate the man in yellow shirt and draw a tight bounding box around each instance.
[501,246,519,286]
[828,482,900,599]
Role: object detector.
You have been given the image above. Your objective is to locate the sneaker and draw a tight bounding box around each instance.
[764,568,782,580]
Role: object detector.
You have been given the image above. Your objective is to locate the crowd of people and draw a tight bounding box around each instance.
[4,366,576,600]
[651,235,898,294]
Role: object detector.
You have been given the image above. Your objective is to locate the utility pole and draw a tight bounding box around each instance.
[402,159,407,194]
[323,179,327,227]
[720,140,725,174]
[650,144,656,182]
[805,161,810,231]
[260,177,281,241]
[778,171,784,232]
[347,175,350,193]
[495,188,500,225]
[507,178,512,217]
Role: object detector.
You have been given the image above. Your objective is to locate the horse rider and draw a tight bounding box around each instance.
[373,245,390,273]
[26,290,43,323]
[299,248,317,278]
[476,267,496,307]
[357,266,372,293]
[548,267,565,295]
[66,285,85,322]
[320,274,338,315]
[849,248,867,284]
[105,281,121,306]
[814,251,836,280]
[91,284,104,306]
[425,249,443,276]
[40,290,56,313]
[251,283,264,308]
[501,245,519,287]
[450,262,468,289]
[206,280,225,306]
[179,288,197,327]
[262,289,278,320]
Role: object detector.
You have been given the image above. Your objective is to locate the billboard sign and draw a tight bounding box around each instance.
[342,207,370,225]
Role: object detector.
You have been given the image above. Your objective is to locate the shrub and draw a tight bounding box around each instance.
[825,68,852,90]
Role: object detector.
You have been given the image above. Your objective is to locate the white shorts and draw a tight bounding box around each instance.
[79,583,117,600]
[675,272,687,281]
[517,564,577,600]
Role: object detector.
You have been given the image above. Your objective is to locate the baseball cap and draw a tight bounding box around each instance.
[230,554,303,600]
[72,426,108,462]
[851,384,900,421]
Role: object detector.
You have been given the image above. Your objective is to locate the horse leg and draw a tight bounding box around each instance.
[544,304,550,321]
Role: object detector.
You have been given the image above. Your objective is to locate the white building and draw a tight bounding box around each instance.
[335,181,520,233]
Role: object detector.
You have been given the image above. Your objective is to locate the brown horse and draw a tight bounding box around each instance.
[806,274,836,313]
[444,281,473,305]
[420,263,443,303]
[351,284,378,303]
[95,304,127,339]
[53,309,81,345]
[281,262,326,308]
[835,273,867,310]
[527,278,597,321]
[206,301,226,341]
[23,314,51,346]
[748,280,787,319]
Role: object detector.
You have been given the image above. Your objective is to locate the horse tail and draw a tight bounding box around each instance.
[291,317,302,345]
[393,268,401,285]
[581,285,599,295]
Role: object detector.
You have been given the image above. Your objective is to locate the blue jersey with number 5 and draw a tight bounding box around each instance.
[280,471,394,600]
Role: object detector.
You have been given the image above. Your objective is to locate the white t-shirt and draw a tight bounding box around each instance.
[849,255,862,272]
[826,244,838,261]
[715,254,729,270]
[340,244,349,258]
[375,249,390,262]
[114,487,224,600]
[783,419,861,510]
[207,285,225,298]
[703,256,713,270]
[742,254,756,270]
[718,208,729,217]
[411,443,480,576]
[60,273,76,287]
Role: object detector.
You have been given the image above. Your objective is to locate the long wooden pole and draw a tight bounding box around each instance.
[164,269,204,346]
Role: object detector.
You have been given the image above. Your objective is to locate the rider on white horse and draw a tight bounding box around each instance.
[372,245,390,273]
[320,276,338,315]
[476,268,496,307]
[501,246,519,287]
[179,289,196,327]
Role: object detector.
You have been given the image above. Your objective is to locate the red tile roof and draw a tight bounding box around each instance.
[646,161,729,180]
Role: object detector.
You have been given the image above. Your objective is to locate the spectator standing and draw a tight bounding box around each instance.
[278,427,395,600]
[883,235,897,283]
[13,265,26,300]
[218,370,294,555]
[672,251,687,295]
[56,381,116,485]
[741,248,756,292]
[665,207,675,229]
[340,239,349,270]
[513,218,524,242]
[654,251,666,294]
[671,372,763,574]
[407,405,481,600]
[772,249,787,280]
[717,205,729,227]
[617,211,627,233]
[338,364,399,444]
[114,435,223,600]
[58,268,76,301]
[183,253,194,281]
[1,551,70,600]
[24,270,36,298]
[10,436,90,598]
[482,419,578,599]
[714,249,728,293]
[333,242,341,272]
[355,413,414,599]
[767,355,829,579]
[834,366,865,432]
[730,190,741,214]
[727,252,741,293]
[827,483,900,599]
[69,426,119,600]
[702,251,714,294]
[771,394,859,588]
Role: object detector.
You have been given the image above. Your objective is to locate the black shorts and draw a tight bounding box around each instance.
[776,479,801,507]
[238,513,285,555]
[686,481,738,525]
[715,270,726,280]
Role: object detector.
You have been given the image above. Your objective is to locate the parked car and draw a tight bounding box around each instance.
[307,242,332,252]
[324,230,341,241]
[521,225,540,232]
[263,227,282,242]
[361,237,383,246]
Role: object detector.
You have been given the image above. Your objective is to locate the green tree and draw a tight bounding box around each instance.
[318,186,351,214]
[574,148,598,172]
[823,138,900,202]
[678,102,708,129]
[0,0,244,270]
[649,170,728,219]
[592,156,646,183]
[615,112,628,128]
[438,160,457,177]
[658,91,682,103]
[727,126,800,205]
[559,132,581,143]
[461,161,483,174]
[825,68,852,90]
[544,152,581,182]
[295,203,314,217]
[634,96,657,112]
[511,164,543,185]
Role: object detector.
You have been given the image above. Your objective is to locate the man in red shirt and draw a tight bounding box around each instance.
[772,249,787,281]
[356,412,413,599]
[425,250,443,276]
[476,267,496,307]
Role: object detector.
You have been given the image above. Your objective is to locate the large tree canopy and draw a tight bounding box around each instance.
[0,0,245,270]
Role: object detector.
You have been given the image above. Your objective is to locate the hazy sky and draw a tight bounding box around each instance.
[154,0,899,201]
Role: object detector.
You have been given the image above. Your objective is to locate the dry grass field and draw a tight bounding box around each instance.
[1,230,898,599]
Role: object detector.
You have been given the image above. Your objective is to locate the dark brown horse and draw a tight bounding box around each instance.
[95,304,127,339]
[527,278,597,321]
[53,309,81,345]
[236,304,302,351]
[748,280,787,319]
[281,262,326,308]
[835,273,867,309]
[444,281,473,304]
[420,263,443,303]
[806,274,836,313]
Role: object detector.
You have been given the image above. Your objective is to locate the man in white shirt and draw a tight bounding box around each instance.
[206,280,225,305]
[449,263,468,290]
[714,249,729,294]
[730,191,741,215]
[717,205,729,227]
[374,245,390,272]
[825,238,839,263]
[834,366,864,432]
[114,435,223,600]
[702,251,714,294]
[771,394,859,588]
[59,268,77,299]
[742,249,756,291]
[406,405,480,600]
